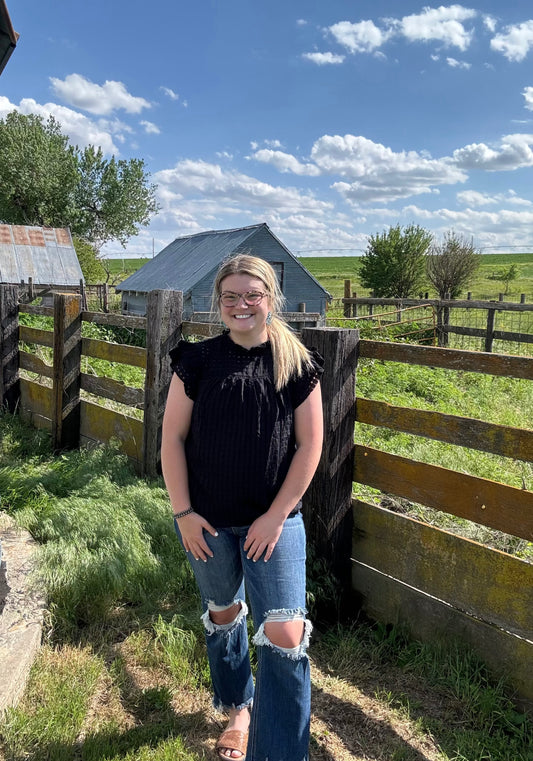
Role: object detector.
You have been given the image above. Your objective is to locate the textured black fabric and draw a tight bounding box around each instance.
[169,332,323,528]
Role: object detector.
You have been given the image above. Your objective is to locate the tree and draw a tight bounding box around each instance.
[72,237,107,283]
[426,231,481,299]
[0,111,159,251]
[359,224,433,298]
[73,146,159,251]
[488,264,518,295]
[0,112,79,226]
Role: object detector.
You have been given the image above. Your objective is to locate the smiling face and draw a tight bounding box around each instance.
[218,273,270,348]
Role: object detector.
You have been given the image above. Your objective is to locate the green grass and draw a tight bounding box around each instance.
[1,414,532,761]
[354,359,533,558]
[299,253,533,301]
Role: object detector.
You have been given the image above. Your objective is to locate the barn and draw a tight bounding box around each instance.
[0,225,84,292]
[116,223,331,319]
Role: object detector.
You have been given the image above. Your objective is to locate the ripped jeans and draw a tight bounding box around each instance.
[174,511,311,761]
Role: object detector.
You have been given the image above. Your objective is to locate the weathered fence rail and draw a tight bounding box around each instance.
[1,285,532,711]
[339,293,533,353]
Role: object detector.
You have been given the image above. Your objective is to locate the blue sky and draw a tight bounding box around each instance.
[2,1,533,256]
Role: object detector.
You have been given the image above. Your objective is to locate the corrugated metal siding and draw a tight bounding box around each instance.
[0,225,84,285]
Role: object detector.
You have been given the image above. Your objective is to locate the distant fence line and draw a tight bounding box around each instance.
[333,281,533,355]
[1,285,532,713]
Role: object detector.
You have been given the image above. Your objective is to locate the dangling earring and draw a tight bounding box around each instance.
[266,311,272,325]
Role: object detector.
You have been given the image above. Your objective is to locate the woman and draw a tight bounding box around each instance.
[161,255,323,761]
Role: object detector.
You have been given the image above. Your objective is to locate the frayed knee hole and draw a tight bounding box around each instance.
[263,619,305,649]
[209,601,242,626]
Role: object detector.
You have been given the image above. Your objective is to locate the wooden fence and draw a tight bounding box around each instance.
[1,284,532,711]
[303,330,532,713]
[339,290,533,354]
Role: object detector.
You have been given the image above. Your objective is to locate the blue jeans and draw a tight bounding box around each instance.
[174,512,311,761]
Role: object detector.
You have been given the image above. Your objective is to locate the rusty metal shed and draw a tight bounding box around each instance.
[0,225,84,287]
[0,0,18,76]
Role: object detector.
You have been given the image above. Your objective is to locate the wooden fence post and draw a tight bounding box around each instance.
[352,292,357,318]
[485,305,496,353]
[0,285,20,413]
[301,327,359,619]
[343,280,351,317]
[143,289,183,478]
[52,293,82,450]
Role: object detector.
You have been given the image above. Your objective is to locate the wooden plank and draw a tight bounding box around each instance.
[80,373,144,407]
[19,350,53,379]
[352,500,533,638]
[19,377,53,419]
[445,326,533,345]
[182,321,221,338]
[351,561,533,712]
[81,337,146,368]
[356,397,533,462]
[79,400,143,462]
[359,339,533,379]
[346,296,533,313]
[353,445,533,542]
[18,304,54,317]
[81,311,147,330]
[19,324,54,348]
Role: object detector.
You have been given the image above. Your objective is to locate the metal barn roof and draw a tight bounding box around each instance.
[116,223,329,296]
[0,225,84,286]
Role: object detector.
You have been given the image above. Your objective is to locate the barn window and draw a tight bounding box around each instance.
[271,262,284,291]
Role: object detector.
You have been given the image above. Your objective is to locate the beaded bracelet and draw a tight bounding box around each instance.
[173,507,195,519]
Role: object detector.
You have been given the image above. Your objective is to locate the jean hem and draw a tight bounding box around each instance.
[213,696,254,713]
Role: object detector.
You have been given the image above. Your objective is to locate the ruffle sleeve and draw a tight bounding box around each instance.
[169,340,203,400]
[289,348,324,409]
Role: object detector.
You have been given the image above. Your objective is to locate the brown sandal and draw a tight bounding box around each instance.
[215,728,249,760]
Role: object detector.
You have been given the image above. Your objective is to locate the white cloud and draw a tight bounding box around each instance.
[446,57,471,69]
[398,203,533,248]
[328,20,389,54]
[50,73,151,115]
[394,5,477,51]
[160,86,179,101]
[296,19,307,27]
[524,86,533,111]
[154,160,332,217]
[457,189,532,207]
[453,133,533,170]
[251,149,321,175]
[456,189,497,206]
[302,51,345,65]
[491,20,533,61]
[483,15,497,33]
[309,134,466,202]
[140,120,160,134]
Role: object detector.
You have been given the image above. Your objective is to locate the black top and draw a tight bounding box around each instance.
[169,332,323,527]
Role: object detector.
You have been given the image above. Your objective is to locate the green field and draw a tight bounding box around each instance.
[299,253,533,301]
[103,253,533,302]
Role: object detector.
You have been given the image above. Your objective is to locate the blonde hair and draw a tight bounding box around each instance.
[211,254,313,390]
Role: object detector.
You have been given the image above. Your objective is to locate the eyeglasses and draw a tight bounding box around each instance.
[219,290,267,307]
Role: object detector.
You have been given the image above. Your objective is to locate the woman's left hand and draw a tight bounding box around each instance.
[244,513,285,562]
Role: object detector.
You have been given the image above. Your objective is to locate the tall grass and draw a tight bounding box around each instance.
[1,413,533,761]
[0,413,196,636]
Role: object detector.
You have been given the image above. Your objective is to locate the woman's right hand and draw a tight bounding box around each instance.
[177,512,218,561]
